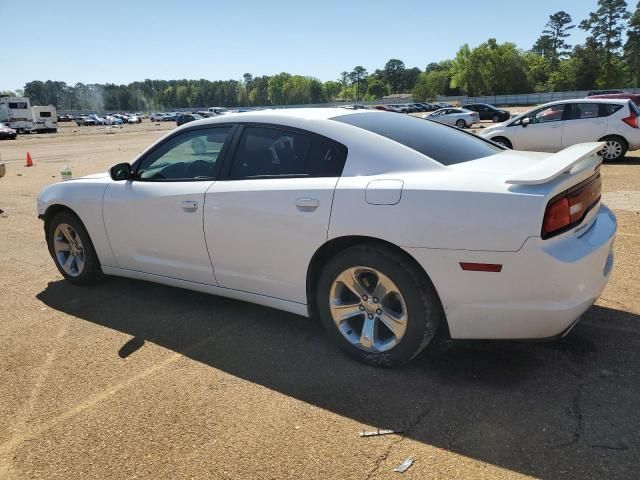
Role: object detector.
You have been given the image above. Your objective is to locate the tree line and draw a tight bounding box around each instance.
[2,0,638,111]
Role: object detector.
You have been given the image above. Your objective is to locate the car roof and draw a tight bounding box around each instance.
[189,107,371,124]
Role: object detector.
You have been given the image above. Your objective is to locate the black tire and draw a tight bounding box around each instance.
[47,211,103,285]
[455,119,467,128]
[492,114,500,123]
[599,136,628,162]
[316,244,445,367]
[491,136,512,149]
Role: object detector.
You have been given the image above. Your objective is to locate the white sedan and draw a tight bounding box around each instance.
[37,109,616,366]
[423,107,479,128]
[480,99,640,161]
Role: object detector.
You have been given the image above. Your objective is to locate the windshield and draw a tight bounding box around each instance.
[332,112,501,165]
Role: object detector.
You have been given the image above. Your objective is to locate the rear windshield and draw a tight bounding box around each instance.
[332,112,501,165]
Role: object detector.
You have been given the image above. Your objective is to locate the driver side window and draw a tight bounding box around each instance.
[136,127,232,181]
[532,105,565,124]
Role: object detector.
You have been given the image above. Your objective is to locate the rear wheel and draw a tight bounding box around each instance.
[316,244,444,367]
[599,136,628,162]
[455,119,467,128]
[491,136,512,149]
[47,211,102,285]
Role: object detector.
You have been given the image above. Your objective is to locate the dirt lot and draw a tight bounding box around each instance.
[0,122,639,479]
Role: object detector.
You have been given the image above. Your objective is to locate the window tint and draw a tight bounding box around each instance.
[137,127,231,180]
[567,103,599,120]
[9,102,28,109]
[532,104,565,123]
[39,111,52,118]
[599,103,624,117]
[332,112,501,166]
[230,126,347,178]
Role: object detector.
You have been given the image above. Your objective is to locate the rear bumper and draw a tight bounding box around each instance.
[406,204,616,339]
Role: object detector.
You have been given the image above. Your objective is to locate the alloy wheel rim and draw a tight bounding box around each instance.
[53,223,85,277]
[602,140,623,160]
[329,266,408,353]
[456,120,465,128]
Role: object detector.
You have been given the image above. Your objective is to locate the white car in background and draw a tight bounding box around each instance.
[481,99,640,161]
[424,108,479,128]
[37,109,615,366]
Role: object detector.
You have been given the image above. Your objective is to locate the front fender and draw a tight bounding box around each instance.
[37,179,117,267]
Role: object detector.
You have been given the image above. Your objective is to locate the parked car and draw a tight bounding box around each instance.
[372,105,391,111]
[462,103,511,122]
[36,108,616,366]
[587,93,640,106]
[480,99,640,161]
[425,108,479,128]
[196,111,210,118]
[162,113,179,122]
[0,122,17,140]
[127,114,141,124]
[75,115,97,126]
[207,107,230,116]
[176,113,203,126]
[90,114,106,125]
[587,90,626,97]
[149,112,165,122]
[105,116,123,125]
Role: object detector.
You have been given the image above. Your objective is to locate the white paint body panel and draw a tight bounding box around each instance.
[37,108,617,341]
[481,99,640,152]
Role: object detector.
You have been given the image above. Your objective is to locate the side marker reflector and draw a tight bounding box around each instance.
[459,262,503,272]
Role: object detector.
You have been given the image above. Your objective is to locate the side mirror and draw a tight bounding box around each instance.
[522,117,531,128]
[109,162,132,181]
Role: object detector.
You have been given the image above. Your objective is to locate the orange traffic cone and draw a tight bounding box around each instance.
[25,152,33,167]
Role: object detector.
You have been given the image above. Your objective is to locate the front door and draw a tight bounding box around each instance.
[204,125,347,303]
[103,125,233,285]
[513,104,566,151]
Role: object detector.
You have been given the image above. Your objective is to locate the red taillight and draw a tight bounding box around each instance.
[542,197,570,237]
[622,108,638,128]
[542,174,602,239]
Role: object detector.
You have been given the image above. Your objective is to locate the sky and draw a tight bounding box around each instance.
[1,0,602,91]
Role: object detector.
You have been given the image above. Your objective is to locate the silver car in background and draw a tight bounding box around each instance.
[424,108,479,128]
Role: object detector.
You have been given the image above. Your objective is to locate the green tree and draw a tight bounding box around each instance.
[580,0,632,86]
[349,66,368,101]
[539,11,575,67]
[323,80,341,101]
[384,59,406,92]
[267,72,292,105]
[365,79,388,99]
[0,90,16,96]
[625,1,640,85]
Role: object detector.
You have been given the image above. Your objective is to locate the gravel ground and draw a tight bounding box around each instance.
[0,123,639,479]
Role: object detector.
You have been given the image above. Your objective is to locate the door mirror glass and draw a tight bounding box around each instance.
[109,162,132,181]
[522,117,531,127]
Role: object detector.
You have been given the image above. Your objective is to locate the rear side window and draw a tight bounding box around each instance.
[9,102,28,109]
[40,111,52,118]
[332,112,501,166]
[567,103,599,120]
[599,104,623,117]
[230,126,347,178]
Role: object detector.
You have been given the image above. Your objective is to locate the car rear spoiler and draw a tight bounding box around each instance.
[505,142,604,185]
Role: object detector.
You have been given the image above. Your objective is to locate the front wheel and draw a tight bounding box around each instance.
[455,119,467,128]
[599,136,628,162]
[491,136,512,149]
[492,115,500,123]
[316,244,444,367]
[47,211,103,285]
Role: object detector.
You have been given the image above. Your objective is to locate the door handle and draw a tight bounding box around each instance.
[181,200,199,211]
[295,198,319,212]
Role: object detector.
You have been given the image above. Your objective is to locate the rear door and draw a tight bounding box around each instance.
[561,103,608,147]
[513,103,567,151]
[204,125,347,303]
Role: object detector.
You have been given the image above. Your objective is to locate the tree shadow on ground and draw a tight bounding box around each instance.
[37,278,640,480]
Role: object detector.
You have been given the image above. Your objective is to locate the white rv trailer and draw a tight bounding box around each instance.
[0,96,34,132]
[31,105,58,133]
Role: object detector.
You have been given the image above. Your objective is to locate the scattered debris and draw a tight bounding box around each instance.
[17,173,22,176]
[360,428,400,438]
[393,456,414,473]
